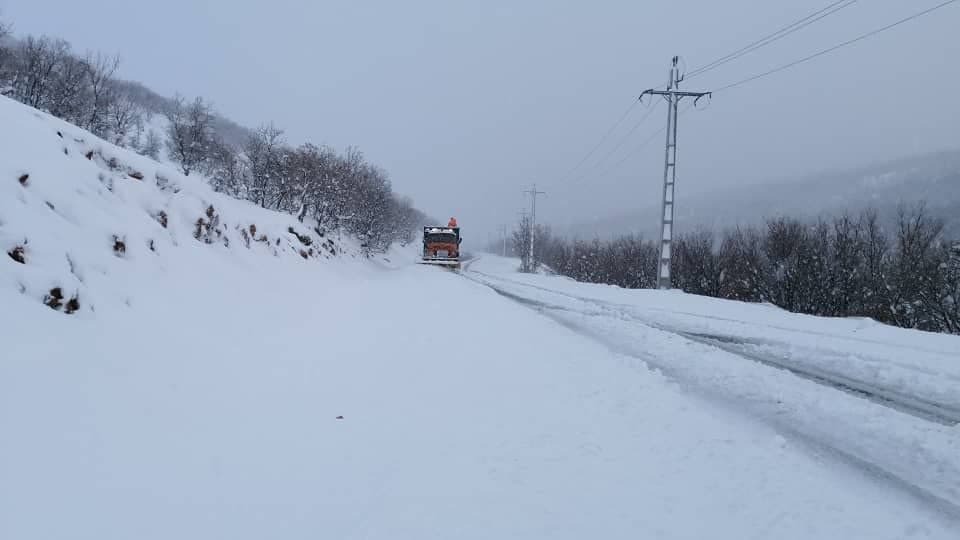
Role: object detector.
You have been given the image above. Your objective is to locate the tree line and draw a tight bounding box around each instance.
[507,205,960,335]
[0,14,425,251]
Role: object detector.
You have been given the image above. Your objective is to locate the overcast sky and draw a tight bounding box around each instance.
[3,0,959,240]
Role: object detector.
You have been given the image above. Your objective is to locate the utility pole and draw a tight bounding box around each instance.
[500,224,508,257]
[640,56,711,290]
[523,184,546,273]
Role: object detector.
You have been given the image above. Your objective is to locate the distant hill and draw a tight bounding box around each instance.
[560,149,960,239]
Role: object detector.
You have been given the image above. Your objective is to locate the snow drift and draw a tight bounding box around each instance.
[0,95,352,317]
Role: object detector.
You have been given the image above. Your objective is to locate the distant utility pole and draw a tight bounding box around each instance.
[523,184,546,272]
[500,224,508,257]
[640,56,711,290]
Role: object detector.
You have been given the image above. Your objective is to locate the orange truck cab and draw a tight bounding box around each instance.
[421,226,461,267]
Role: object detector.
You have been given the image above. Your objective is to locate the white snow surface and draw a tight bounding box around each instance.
[0,96,352,317]
[468,256,960,417]
[466,257,960,514]
[2,96,960,538]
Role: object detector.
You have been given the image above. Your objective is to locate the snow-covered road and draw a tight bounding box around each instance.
[4,250,960,539]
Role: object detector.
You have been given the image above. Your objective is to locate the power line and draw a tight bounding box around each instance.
[598,101,696,181]
[556,99,640,184]
[686,0,857,80]
[715,0,959,93]
[567,100,662,186]
[589,128,664,184]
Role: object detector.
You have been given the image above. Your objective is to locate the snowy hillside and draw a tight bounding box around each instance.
[0,95,353,317]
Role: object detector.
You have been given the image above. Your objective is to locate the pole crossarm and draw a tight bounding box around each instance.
[641,89,711,99]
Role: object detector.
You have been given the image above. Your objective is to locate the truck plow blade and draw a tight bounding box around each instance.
[418,258,461,269]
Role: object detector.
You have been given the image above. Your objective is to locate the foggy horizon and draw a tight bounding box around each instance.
[5,0,958,239]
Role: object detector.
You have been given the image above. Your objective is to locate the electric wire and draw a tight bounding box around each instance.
[567,99,662,186]
[714,0,959,93]
[549,0,956,196]
[591,101,696,184]
[685,0,858,80]
[555,99,641,184]
[556,1,853,187]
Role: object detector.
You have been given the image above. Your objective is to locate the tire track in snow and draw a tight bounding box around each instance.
[675,330,960,426]
[466,267,960,426]
[461,263,960,517]
[470,268,960,358]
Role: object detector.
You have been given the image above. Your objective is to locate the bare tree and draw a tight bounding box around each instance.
[858,208,891,322]
[165,95,217,176]
[887,203,946,329]
[106,92,143,146]
[718,226,765,302]
[83,51,119,135]
[45,50,89,122]
[205,138,245,196]
[938,243,960,334]
[349,163,393,252]
[0,13,13,91]
[284,143,325,221]
[309,144,342,231]
[674,229,722,297]
[390,196,425,245]
[243,122,286,208]
[11,36,69,109]
[138,129,162,160]
[512,215,533,272]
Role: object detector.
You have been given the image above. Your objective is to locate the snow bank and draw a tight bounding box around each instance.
[0,96,354,317]
[473,255,960,406]
[469,255,960,511]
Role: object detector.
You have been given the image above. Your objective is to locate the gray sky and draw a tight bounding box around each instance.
[4,0,959,241]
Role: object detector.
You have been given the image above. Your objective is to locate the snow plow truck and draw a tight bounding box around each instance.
[419,218,462,270]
